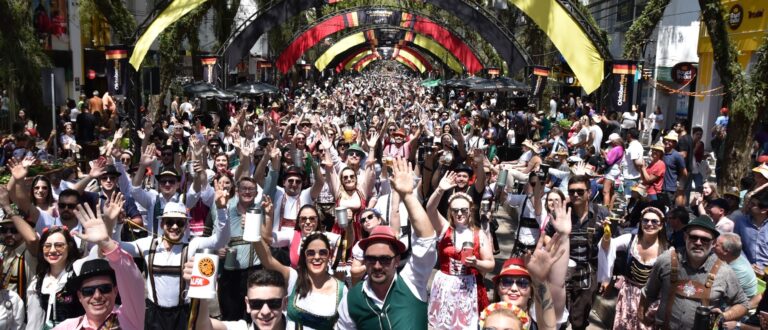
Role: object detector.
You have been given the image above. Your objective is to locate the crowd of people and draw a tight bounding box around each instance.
[0,70,765,330]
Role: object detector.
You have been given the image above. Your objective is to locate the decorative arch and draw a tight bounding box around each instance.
[218,1,533,75]
[331,35,455,74]
[316,28,464,74]
[344,47,427,73]
[275,7,482,74]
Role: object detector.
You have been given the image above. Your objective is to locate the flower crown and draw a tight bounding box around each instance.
[479,302,530,329]
[448,192,474,205]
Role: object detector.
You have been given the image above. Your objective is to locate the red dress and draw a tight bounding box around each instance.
[428,227,489,329]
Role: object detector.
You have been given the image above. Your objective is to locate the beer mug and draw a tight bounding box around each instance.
[342,130,355,143]
[243,209,263,242]
[188,249,219,299]
[223,248,238,271]
[460,242,475,265]
[335,207,349,227]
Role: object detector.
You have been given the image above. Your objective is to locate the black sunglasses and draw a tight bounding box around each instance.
[248,298,282,310]
[80,283,114,297]
[363,255,395,266]
[163,218,186,228]
[58,203,78,210]
[159,179,177,185]
[499,277,531,289]
[361,214,377,222]
[687,234,713,245]
[568,188,587,196]
[305,249,329,258]
[0,227,18,234]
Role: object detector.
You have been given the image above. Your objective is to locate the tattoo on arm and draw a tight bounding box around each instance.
[537,283,553,311]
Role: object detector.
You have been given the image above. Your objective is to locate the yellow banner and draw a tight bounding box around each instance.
[315,32,366,71]
[698,0,768,54]
[412,35,462,73]
[397,49,426,73]
[130,0,209,70]
[508,0,606,93]
[344,50,373,71]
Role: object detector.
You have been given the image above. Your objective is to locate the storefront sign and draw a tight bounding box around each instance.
[671,62,698,84]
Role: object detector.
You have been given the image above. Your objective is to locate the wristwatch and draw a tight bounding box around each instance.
[735,321,741,330]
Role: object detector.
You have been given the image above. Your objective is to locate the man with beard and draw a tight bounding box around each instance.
[435,150,486,220]
[336,157,437,329]
[53,204,145,330]
[640,216,749,328]
[118,192,230,329]
[271,165,324,234]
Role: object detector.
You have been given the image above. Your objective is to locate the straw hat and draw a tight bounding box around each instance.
[663,131,678,142]
[650,141,665,152]
[521,139,540,153]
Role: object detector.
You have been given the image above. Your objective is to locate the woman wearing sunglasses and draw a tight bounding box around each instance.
[425,182,495,329]
[253,197,347,330]
[488,203,571,330]
[270,203,340,270]
[597,206,668,330]
[13,221,84,329]
[348,208,397,285]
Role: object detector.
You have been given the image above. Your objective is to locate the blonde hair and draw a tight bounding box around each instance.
[448,192,478,229]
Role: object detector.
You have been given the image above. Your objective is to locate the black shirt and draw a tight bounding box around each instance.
[676,134,694,171]
[76,112,97,143]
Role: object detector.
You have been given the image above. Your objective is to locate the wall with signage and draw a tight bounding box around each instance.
[693,0,767,148]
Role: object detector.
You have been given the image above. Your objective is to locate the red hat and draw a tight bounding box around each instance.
[492,258,530,283]
[358,226,406,254]
[284,166,305,179]
[391,129,407,138]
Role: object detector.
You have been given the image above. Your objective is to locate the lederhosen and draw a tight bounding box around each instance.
[278,193,301,232]
[144,238,190,330]
[567,210,599,290]
[512,195,538,257]
[1,248,26,302]
[660,248,723,330]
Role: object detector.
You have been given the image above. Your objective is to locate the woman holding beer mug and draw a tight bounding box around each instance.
[426,172,495,329]
[254,196,347,330]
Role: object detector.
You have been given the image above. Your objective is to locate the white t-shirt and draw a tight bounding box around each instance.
[549,99,557,118]
[621,112,638,129]
[622,140,643,179]
[650,113,664,130]
[589,125,603,151]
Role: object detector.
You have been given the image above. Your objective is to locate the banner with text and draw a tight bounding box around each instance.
[609,61,637,113]
[105,46,129,96]
[528,66,550,98]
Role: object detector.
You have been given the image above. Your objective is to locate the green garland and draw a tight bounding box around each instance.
[622,0,671,60]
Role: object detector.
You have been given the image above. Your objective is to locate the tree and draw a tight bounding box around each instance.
[699,0,768,188]
[0,0,49,126]
[622,0,671,59]
[89,0,138,44]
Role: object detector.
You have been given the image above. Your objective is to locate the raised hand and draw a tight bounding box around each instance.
[319,133,333,150]
[269,141,281,160]
[72,203,110,245]
[261,195,274,217]
[549,200,572,235]
[89,157,107,178]
[103,192,126,225]
[240,140,254,159]
[472,148,484,164]
[389,157,414,196]
[367,131,380,149]
[6,157,30,180]
[571,161,589,176]
[438,171,457,191]
[214,179,230,209]
[139,144,157,167]
[525,233,566,283]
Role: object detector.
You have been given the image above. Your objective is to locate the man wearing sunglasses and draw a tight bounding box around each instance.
[54,203,145,330]
[118,198,230,330]
[72,163,143,239]
[271,166,324,234]
[193,269,288,330]
[640,216,749,328]
[543,175,608,330]
[336,157,437,329]
[132,143,186,236]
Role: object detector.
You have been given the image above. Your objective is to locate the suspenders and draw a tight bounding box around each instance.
[147,238,189,305]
